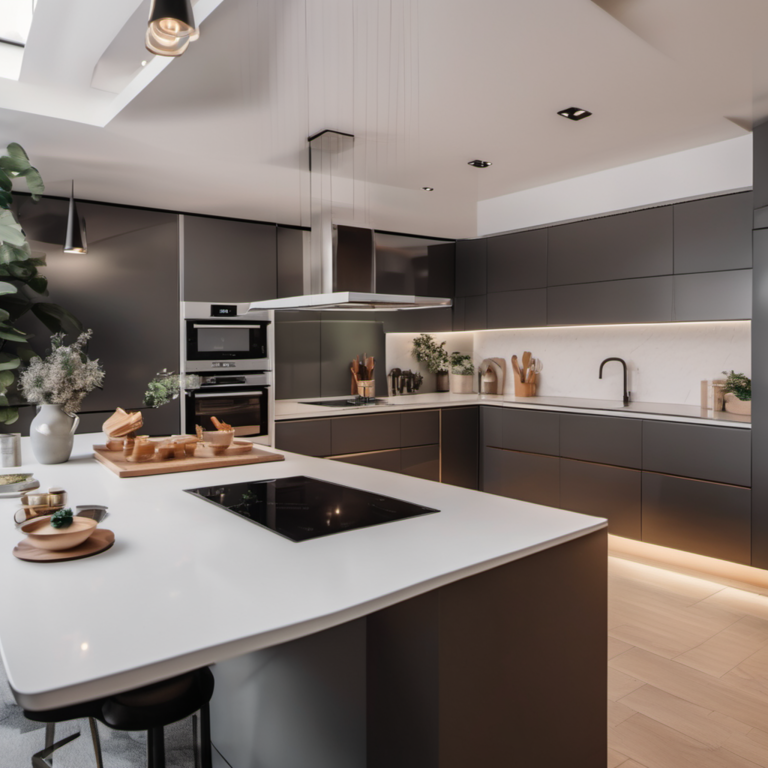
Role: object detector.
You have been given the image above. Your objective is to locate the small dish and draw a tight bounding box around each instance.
[20,487,67,516]
[202,430,235,448]
[21,515,97,551]
[194,442,230,458]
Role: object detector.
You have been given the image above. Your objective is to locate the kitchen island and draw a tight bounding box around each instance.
[0,433,607,768]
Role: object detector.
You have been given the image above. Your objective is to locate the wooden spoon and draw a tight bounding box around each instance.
[512,355,522,382]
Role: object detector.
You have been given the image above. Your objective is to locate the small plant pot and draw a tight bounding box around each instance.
[450,373,474,394]
[724,393,751,415]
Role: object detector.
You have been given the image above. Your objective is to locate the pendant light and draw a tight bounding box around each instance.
[63,182,87,254]
[145,0,199,58]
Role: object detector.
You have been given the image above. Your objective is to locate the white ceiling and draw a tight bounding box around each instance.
[0,0,766,239]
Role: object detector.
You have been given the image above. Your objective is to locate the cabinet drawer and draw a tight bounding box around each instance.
[331,413,401,456]
[482,448,560,507]
[401,445,440,482]
[275,419,331,457]
[332,449,401,473]
[642,421,751,487]
[560,414,642,469]
[642,472,751,565]
[401,410,439,447]
[560,459,641,540]
[501,410,559,456]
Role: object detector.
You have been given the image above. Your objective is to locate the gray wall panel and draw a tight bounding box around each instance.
[274,311,322,400]
[320,317,386,397]
[673,270,752,321]
[276,226,307,298]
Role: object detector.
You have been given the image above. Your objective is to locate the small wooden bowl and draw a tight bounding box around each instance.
[21,516,98,551]
[194,442,229,458]
[202,430,234,447]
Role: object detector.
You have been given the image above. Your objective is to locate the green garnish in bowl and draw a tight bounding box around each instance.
[0,474,32,486]
[50,508,74,529]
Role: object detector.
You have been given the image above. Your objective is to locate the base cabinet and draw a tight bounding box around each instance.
[641,472,752,565]
[400,445,440,482]
[333,449,402,474]
[483,447,560,507]
[440,407,479,489]
[560,459,641,540]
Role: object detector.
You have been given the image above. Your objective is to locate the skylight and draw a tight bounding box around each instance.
[0,0,36,47]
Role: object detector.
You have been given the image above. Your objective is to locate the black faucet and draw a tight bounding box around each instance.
[599,357,630,406]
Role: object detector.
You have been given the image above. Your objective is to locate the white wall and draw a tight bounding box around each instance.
[385,332,474,393]
[477,135,753,236]
[472,321,751,405]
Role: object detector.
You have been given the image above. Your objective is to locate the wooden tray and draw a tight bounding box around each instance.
[93,444,285,478]
[13,529,115,562]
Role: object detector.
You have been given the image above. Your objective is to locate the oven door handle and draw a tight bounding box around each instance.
[192,324,264,330]
[193,391,265,399]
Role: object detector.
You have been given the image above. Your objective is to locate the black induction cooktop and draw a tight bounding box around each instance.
[185,476,439,542]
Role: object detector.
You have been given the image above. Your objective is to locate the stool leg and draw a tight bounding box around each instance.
[147,726,166,768]
[32,731,80,768]
[44,723,54,752]
[199,703,212,768]
[88,718,104,768]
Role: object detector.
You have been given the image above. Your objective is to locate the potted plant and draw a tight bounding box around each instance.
[18,330,105,463]
[722,370,751,415]
[411,333,449,391]
[143,369,200,408]
[448,352,475,394]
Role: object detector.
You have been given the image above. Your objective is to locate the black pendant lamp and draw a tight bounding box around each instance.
[63,182,87,254]
[146,0,199,57]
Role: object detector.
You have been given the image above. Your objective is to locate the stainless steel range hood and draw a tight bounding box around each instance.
[248,131,452,313]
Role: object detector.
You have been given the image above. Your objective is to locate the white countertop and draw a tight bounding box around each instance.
[0,434,604,711]
[275,392,751,428]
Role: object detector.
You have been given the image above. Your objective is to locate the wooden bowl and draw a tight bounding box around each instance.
[21,516,98,551]
[202,430,234,447]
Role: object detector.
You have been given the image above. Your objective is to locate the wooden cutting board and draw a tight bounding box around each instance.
[93,444,285,478]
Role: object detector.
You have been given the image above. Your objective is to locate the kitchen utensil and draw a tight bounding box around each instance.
[522,351,532,374]
[21,515,98,551]
[511,355,522,382]
[13,528,115,562]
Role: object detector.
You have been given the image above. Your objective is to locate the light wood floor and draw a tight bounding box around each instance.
[608,554,768,767]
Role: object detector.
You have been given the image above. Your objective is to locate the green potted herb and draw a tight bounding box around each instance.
[411,333,449,391]
[722,370,751,415]
[448,352,475,394]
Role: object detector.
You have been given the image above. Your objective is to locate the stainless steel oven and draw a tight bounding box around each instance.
[183,302,271,373]
[181,303,274,445]
[185,373,271,438]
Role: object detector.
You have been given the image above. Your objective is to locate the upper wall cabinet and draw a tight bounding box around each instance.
[486,229,547,293]
[455,239,487,297]
[183,215,276,303]
[673,192,753,274]
[548,206,673,286]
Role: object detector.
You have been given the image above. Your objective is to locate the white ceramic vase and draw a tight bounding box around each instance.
[450,373,474,394]
[30,404,80,464]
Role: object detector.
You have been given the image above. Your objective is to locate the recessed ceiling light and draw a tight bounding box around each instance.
[467,160,492,168]
[558,107,592,121]
[422,186,434,192]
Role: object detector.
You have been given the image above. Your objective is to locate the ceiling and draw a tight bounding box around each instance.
[0,0,766,239]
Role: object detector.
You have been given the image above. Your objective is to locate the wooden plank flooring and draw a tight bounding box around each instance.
[608,555,768,767]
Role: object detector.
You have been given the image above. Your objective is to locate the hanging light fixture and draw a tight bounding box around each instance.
[145,0,199,57]
[63,182,87,254]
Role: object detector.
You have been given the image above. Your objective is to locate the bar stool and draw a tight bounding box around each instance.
[24,666,214,768]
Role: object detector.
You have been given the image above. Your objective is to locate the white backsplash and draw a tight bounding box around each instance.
[386,322,751,405]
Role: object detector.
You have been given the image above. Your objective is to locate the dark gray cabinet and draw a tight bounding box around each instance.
[673,270,752,321]
[401,410,440,447]
[401,445,440,482]
[674,192,753,274]
[183,215,277,303]
[276,226,306,298]
[275,418,331,457]
[331,413,401,455]
[274,310,322,401]
[483,447,560,507]
[642,421,751,487]
[486,229,547,292]
[487,289,547,329]
[501,409,559,456]
[453,296,465,331]
[455,240,487,297]
[547,206,673,286]
[334,449,401,473]
[480,406,503,449]
[560,459,641,540]
[547,276,674,326]
[560,414,642,469]
[642,472,751,565]
[441,407,479,489]
[464,295,487,331]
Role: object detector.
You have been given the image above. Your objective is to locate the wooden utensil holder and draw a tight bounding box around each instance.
[514,372,536,397]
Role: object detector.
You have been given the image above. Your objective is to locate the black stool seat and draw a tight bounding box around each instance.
[24,667,214,768]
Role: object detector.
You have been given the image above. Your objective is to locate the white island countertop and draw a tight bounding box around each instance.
[276,392,751,428]
[0,433,605,711]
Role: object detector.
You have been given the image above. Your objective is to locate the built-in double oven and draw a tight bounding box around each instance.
[181,302,274,445]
